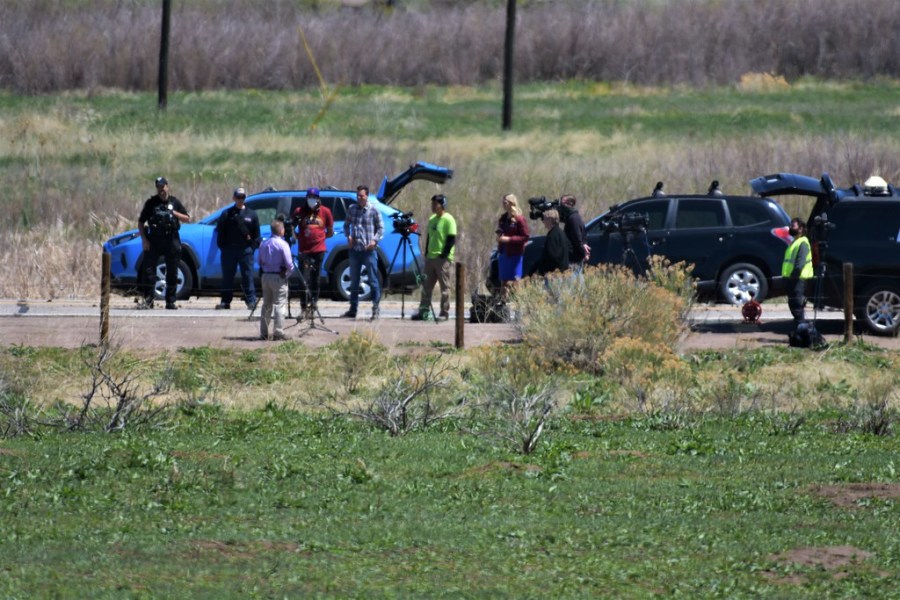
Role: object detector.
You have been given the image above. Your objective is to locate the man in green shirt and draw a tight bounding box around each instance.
[411,194,457,321]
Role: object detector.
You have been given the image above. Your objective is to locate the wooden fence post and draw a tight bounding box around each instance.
[100,252,111,345]
[455,263,465,349]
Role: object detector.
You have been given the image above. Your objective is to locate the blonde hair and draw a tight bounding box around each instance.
[503,193,521,217]
[271,219,285,236]
[542,209,559,225]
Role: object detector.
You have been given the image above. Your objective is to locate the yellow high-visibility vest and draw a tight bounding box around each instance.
[782,236,813,279]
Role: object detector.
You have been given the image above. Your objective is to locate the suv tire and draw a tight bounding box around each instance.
[331,258,382,302]
[859,282,900,336]
[146,258,193,301]
[718,262,767,306]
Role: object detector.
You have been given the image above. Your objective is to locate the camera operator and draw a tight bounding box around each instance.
[783,217,813,326]
[291,187,334,319]
[411,194,457,321]
[215,187,260,311]
[138,176,190,310]
[559,195,589,272]
[535,209,570,276]
[496,193,529,302]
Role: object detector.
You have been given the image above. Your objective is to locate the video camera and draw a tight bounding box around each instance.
[605,211,650,234]
[392,211,417,235]
[527,196,560,220]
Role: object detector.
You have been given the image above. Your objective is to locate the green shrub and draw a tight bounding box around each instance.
[512,262,694,373]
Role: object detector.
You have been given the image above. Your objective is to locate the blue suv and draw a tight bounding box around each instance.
[103,162,453,302]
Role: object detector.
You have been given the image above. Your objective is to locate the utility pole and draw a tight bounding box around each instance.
[158,0,171,110]
[502,0,516,130]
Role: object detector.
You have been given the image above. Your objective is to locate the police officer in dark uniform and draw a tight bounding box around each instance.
[138,177,190,309]
[215,187,261,310]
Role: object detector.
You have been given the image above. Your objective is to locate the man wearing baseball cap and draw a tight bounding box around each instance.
[138,176,190,309]
[291,187,334,320]
[215,187,261,310]
[411,194,457,321]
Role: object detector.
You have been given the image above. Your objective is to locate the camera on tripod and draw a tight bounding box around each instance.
[392,211,417,235]
[812,213,834,245]
[604,211,650,234]
[527,196,560,220]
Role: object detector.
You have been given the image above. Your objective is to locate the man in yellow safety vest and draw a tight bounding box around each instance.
[782,217,814,325]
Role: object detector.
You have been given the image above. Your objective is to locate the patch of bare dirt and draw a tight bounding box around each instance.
[170,450,229,460]
[808,483,900,508]
[763,545,883,584]
[460,461,542,477]
[189,539,301,559]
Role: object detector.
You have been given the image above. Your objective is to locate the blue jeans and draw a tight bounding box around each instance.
[348,248,380,312]
[220,245,256,305]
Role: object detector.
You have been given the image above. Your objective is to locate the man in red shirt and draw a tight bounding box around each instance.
[291,187,334,319]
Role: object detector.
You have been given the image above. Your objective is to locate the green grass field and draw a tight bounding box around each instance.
[1,337,899,596]
[1,407,897,597]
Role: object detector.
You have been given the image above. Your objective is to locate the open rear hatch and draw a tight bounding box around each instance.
[377,161,454,205]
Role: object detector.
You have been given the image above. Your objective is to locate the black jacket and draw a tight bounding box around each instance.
[537,225,571,275]
[560,205,586,263]
[216,205,261,249]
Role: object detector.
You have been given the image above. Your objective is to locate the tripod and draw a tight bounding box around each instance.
[295,254,338,336]
[621,229,650,277]
[387,229,433,320]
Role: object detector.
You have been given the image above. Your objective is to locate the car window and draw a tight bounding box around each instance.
[675,199,726,229]
[216,197,279,226]
[829,204,900,243]
[322,197,347,221]
[727,199,772,226]
[625,200,669,230]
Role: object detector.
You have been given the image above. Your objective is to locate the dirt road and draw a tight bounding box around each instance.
[1,298,897,353]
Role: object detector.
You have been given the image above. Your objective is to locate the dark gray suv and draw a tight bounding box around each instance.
[491,185,792,305]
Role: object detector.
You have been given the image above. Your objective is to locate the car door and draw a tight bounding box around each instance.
[604,199,671,267]
[204,197,280,288]
[663,198,731,279]
[318,194,349,278]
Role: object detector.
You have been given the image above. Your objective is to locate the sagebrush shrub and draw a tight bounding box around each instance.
[329,330,387,395]
[512,262,694,373]
[600,337,693,412]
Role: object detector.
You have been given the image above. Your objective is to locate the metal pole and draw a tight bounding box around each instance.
[455,263,465,349]
[158,0,171,110]
[502,0,516,130]
[100,252,111,345]
[843,262,853,343]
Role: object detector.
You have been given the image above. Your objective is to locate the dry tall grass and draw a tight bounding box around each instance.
[1,0,897,93]
[2,129,898,299]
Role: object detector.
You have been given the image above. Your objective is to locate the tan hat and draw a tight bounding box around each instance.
[864,176,888,192]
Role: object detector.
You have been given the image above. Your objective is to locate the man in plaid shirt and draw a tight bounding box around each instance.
[343,184,385,319]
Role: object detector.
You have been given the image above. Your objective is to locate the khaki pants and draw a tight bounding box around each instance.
[419,257,452,315]
[260,273,288,338]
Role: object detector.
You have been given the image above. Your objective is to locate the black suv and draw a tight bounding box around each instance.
[490,185,792,305]
[751,172,900,335]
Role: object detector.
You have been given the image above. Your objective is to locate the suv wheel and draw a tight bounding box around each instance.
[719,263,767,306]
[149,258,193,301]
[331,258,382,302]
[860,282,900,336]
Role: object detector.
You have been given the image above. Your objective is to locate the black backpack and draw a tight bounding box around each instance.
[470,293,510,323]
[788,321,826,349]
[147,202,179,238]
